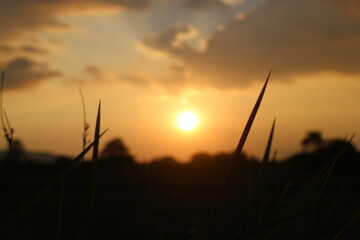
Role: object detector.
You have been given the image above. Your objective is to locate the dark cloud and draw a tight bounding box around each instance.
[3,57,61,90]
[0,0,150,40]
[0,44,48,55]
[21,45,49,55]
[182,0,226,10]
[158,63,194,89]
[84,65,103,80]
[119,73,150,85]
[138,23,197,58]
[67,65,105,84]
[140,0,360,88]
[325,0,360,18]
[166,0,241,10]
[0,45,14,54]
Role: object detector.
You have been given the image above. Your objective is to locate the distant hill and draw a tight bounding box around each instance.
[0,150,66,164]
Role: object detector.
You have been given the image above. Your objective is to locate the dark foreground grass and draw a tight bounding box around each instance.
[0,102,106,239]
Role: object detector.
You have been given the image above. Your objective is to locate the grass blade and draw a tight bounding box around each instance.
[79,87,90,151]
[79,101,101,239]
[234,71,271,160]
[200,71,271,240]
[247,118,276,230]
[0,72,14,148]
[0,71,5,129]
[0,129,107,237]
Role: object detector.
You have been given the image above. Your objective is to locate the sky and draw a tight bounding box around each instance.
[0,0,360,162]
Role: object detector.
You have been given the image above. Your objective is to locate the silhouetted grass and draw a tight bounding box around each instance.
[0,103,106,238]
[243,118,276,233]
[0,71,14,148]
[79,87,90,151]
[201,71,271,239]
[199,71,358,240]
[232,136,356,240]
[78,101,101,239]
[57,88,91,240]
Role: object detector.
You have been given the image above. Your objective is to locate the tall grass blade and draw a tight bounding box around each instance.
[0,71,5,129]
[79,87,90,151]
[0,129,107,237]
[247,118,276,230]
[78,101,101,239]
[233,71,271,160]
[3,109,14,146]
[200,71,271,240]
[0,72,14,148]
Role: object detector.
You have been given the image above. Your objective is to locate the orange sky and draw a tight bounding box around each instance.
[0,0,360,162]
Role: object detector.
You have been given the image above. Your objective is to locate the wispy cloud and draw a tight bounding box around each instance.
[21,45,49,55]
[119,72,152,85]
[2,57,61,90]
[84,65,103,80]
[0,45,14,54]
[67,65,107,85]
[0,0,152,90]
[0,0,150,40]
[137,23,198,59]
[182,0,227,10]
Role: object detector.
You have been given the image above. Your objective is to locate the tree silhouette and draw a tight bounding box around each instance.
[101,138,130,159]
[301,131,324,152]
[99,138,136,174]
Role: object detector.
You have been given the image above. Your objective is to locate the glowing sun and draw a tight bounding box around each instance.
[177,111,199,131]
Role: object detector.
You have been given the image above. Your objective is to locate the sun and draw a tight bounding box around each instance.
[177,111,199,131]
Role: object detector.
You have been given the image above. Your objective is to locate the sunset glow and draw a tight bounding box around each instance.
[177,111,199,131]
[0,0,359,161]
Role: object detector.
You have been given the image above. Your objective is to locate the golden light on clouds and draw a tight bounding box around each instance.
[177,111,199,131]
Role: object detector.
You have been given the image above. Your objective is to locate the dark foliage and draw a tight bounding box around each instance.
[0,136,360,239]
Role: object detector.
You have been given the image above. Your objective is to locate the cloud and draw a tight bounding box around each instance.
[137,23,198,58]
[0,45,14,54]
[67,65,106,85]
[182,0,227,10]
[326,0,360,18]
[84,65,103,80]
[180,0,243,10]
[21,45,49,55]
[2,57,61,90]
[140,0,360,89]
[119,72,151,85]
[157,63,195,90]
[0,0,150,90]
[0,0,150,40]
[0,44,49,56]
[221,0,244,4]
